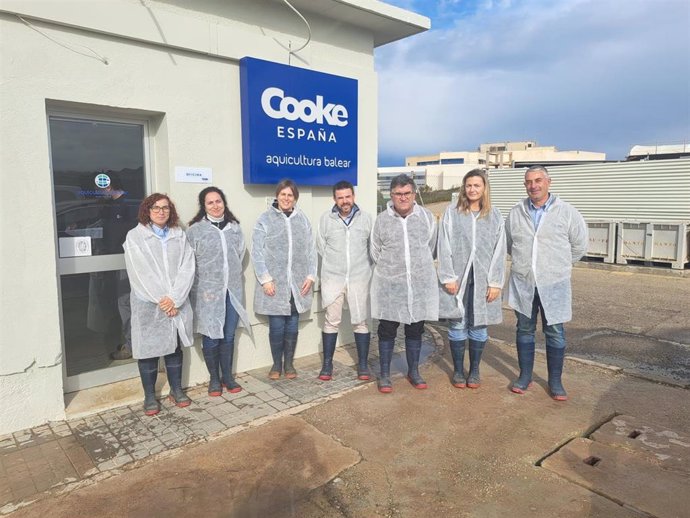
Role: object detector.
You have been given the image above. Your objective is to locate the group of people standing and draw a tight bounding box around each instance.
[123,164,587,417]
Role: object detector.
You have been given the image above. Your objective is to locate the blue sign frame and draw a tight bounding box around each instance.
[240,57,358,186]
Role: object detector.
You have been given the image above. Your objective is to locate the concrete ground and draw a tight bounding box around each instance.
[2,264,689,517]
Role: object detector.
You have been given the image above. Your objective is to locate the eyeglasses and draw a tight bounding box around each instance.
[391,191,414,199]
[150,205,171,213]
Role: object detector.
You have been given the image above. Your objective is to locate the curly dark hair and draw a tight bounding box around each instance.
[137,193,180,227]
[188,186,239,226]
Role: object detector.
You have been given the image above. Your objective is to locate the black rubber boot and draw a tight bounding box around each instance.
[138,358,160,416]
[268,331,284,380]
[354,332,371,380]
[202,344,222,396]
[318,332,338,381]
[466,339,486,389]
[405,338,427,389]
[546,346,568,401]
[220,341,242,393]
[164,346,191,407]
[377,339,394,393]
[511,335,535,394]
[283,333,298,379]
[449,340,466,388]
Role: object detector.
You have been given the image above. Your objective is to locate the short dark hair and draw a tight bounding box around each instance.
[332,180,354,197]
[389,174,416,193]
[275,179,299,201]
[137,193,180,227]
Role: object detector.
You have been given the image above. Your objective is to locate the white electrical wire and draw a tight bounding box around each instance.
[280,0,312,56]
[17,15,109,65]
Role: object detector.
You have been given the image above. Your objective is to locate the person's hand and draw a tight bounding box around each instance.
[486,287,501,303]
[263,281,276,297]
[166,307,179,317]
[444,281,459,295]
[159,296,175,312]
[300,278,314,296]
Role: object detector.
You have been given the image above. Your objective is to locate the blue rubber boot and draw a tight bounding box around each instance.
[377,339,394,393]
[283,333,298,379]
[449,340,466,388]
[546,346,568,401]
[268,331,284,380]
[511,335,535,394]
[466,339,486,389]
[220,341,242,393]
[165,346,191,407]
[318,332,338,381]
[138,357,160,416]
[354,332,371,380]
[202,344,222,396]
[405,338,427,389]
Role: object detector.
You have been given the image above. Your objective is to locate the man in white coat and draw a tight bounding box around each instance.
[316,180,373,381]
[506,165,588,401]
[371,174,438,393]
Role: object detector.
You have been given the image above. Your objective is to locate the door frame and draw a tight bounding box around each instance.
[47,110,153,393]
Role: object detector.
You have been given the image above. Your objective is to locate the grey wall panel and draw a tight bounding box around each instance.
[488,159,690,222]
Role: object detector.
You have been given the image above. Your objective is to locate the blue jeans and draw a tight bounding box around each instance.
[268,297,299,339]
[448,268,488,342]
[515,289,566,349]
[201,293,240,349]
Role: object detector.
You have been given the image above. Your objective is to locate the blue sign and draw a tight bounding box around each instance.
[240,57,358,186]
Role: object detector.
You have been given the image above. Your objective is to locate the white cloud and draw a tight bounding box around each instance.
[377,0,690,163]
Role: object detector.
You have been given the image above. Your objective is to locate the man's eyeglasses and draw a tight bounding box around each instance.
[391,191,414,199]
[150,205,171,213]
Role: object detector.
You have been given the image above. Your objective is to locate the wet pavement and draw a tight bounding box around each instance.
[1,263,689,517]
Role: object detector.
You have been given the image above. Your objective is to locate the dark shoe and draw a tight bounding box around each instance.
[168,389,191,408]
[318,332,338,381]
[378,339,395,394]
[268,332,284,380]
[202,344,222,397]
[143,393,160,416]
[546,346,568,401]
[111,344,132,361]
[164,346,190,407]
[466,339,486,389]
[222,380,243,394]
[449,340,466,388]
[405,338,427,389]
[354,332,371,380]
[283,333,298,379]
[138,358,159,416]
[511,336,535,394]
[219,341,240,394]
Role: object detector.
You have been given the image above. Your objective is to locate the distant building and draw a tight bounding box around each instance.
[392,141,606,191]
[377,166,426,196]
[626,143,690,161]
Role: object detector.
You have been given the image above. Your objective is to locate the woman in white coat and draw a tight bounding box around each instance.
[187,187,251,396]
[437,169,506,389]
[124,193,195,416]
[251,179,316,380]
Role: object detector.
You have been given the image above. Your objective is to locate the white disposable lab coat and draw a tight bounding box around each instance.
[370,201,438,324]
[186,218,252,339]
[437,205,506,324]
[251,205,317,316]
[316,206,373,325]
[123,224,195,359]
[506,196,588,325]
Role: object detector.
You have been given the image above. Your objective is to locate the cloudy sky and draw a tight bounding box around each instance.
[376,0,690,165]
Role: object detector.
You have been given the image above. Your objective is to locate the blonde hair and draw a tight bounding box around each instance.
[456,169,491,217]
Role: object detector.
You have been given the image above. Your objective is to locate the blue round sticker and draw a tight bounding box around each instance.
[95,173,111,188]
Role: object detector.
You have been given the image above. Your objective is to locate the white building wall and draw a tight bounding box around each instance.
[0,0,415,434]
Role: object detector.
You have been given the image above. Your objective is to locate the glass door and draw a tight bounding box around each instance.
[49,115,149,392]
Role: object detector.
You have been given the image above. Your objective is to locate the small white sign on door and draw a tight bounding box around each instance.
[175,166,212,184]
[59,236,92,257]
